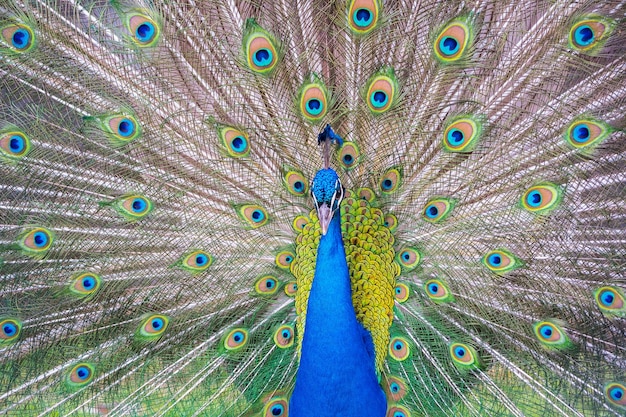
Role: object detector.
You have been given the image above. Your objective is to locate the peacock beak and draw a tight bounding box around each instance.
[317,204,332,236]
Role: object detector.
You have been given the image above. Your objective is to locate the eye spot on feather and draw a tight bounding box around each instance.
[243,19,279,74]
[178,250,212,273]
[605,383,626,408]
[533,320,570,349]
[422,198,454,223]
[434,19,471,63]
[292,215,309,232]
[18,227,54,256]
[255,275,279,296]
[67,363,95,388]
[449,342,481,370]
[338,142,360,169]
[482,249,520,274]
[0,318,22,344]
[263,396,288,416]
[387,405,411,417]
[70,272,102,297]
[379,168,401,194]
[224,328,249,351]
[348,0,380,34]
[143,315,168,335]
[0,131,31,160]
[424,279,454,303]
[569,17,614,53]
[299,77,329,122]
[564,118,610,150]
[2,24,35,52]
[135,314,169,344]
[388,336,410,361]
[252,47,273,68]
[594,286,625,317]
[236,204,269,228]
[106,115,141,143]
[365,69,397,114]
[384,376,407,401]
[275,250,295,270]
[273,324,294,348]
[284,281,297,297]
[128,14,160,46]
[283,170,308,196]
[396,248,420,271]
[394,283,409,303]
[384,213,398,232]
[443,117,481,152]
[217,126,250,158]
[113,194,153,220]
[521,183,561,215]
[92,113,142,146]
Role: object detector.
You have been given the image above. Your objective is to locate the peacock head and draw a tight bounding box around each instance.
[311,168,344,235]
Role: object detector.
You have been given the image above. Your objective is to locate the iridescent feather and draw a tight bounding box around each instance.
[0,1,625,416]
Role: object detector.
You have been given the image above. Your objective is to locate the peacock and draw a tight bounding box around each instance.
[0,0,625,415]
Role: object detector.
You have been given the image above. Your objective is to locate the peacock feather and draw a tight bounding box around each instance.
[1,0,625,416]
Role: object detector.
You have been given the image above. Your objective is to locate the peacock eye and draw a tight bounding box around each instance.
[273,324,294,348]
[423,279,455,303]
[66,363,95,389]
[388,406,410,417]
[126,13,160,47]
[1,130,31,160]
[275,250,295,269]
[348,0,380,34]
[283,169,308,196]
[394,283,410,303]
[178,250,213,273]
[243,19,279,74]
[70,272,102,297]
[605,383,626,407]
[396,248,421,271]
[482,248,521,274]
[365,68,398,114]
[388,336,410,361]
[218,126,250,158]
[443,116,482,152]
[263,396,288,417]
[434,19,472,63]
[255,275,279,295]
[338,142,360,169]
[224,328,249,351]
[568,17,614,54]
[115,194,153,220]
[533,320,571,349]
[299,77,329,121]
[2,24,35,52]
[449,342,482,370]
[521,183,561,215]
[106,115,141,143]
[594,286,625,317]
[0,318,22,344]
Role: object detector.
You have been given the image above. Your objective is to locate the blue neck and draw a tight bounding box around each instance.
[289,214,386,417]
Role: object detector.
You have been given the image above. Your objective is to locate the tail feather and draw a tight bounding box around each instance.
[1,0,626,416]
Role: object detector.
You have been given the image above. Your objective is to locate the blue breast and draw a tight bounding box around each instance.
[289,214,387,417]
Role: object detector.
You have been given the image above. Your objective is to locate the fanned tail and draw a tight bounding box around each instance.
[1,1,625,416]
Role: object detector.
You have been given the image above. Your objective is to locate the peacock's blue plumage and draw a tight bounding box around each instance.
[290,169,386,415]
